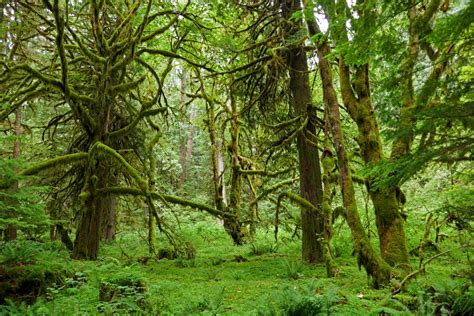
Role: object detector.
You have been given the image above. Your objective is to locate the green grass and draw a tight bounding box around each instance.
[0,221,472,315]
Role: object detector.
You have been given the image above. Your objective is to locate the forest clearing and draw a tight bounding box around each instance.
[0,0,472,314]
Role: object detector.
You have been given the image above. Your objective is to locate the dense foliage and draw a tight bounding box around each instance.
[0,0,472,314]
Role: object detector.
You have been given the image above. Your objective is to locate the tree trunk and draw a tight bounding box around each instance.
[247,175,258,240]
[207,100,227,212]
[304,1,392,285]
[72,161,106,260]
[321,124,336,276]
[101,173,117,242]
[282,0,325,263]
[331,0,411,268]
[178,69,198,188]
[5,107,22,241]
[101,194,117,242]
[318,47,392,287]
[147,205,156,254]
[226,92,244,245]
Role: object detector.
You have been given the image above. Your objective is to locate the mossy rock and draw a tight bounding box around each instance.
[0,264,71,304]
[157,247,177,260]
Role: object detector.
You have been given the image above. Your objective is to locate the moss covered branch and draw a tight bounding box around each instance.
[251,178,298,206]
[138,48,215,72]
[20,152,88,176]
[98,186,226,219]
[277,191,318,212]
[110,107,167,139]
[90,142,148,191]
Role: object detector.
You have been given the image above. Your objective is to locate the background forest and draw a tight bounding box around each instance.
[0,0,472,314]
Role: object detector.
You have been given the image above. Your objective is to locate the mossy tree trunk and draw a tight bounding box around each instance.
[72,161,107,260]
[303,0,392,285]
[281,0,325,264]
[323,0,411,268]
[3,2,20,241]
[247,174,258,240]
[101,176,117,242]
[5,107,21,241]
[321,126,337,276]
[205,98,227,213]
[225,91,245,245]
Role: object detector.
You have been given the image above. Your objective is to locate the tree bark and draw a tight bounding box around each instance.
[72,161,106,260]
[303,0,392,285]
[329,0,411,268]
[226,92,244,245]
[5,107,22,241]
[318,41,392,287]
[282,0,325,263]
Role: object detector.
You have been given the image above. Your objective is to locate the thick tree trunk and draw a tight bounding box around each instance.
[339,64,410,268]
[72,161,106,260]
[101,174,117,242]
[101,194,116,242]
[207,101,227,212]
[283,0,325,263]
[247,175,258,240]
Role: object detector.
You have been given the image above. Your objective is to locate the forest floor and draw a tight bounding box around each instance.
[0,221,472,315]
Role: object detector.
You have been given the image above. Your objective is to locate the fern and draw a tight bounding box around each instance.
[0,240,39,264]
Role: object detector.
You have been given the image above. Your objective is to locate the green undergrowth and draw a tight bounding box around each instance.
[0,221,472,315]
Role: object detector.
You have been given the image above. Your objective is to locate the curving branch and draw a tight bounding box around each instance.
[109,107,167,139]
[98,186,226,219]
[251,178,299,206]
[137,48,216,72]
[90,141,148,191]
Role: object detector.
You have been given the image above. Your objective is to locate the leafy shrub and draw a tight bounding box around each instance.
[0,298,52,315]
[185,287,226,315]
[206,268,223,281]
[97,274,151,314]
[257,284,341,315]
[0,240,39,265]
[451,288,474,315]
[231,270,244,280]
[369,297,412,315]
[210,257,226,266]
[157,247,177,260]
[175,257,196,268]
[249,242,279,256]
[283,259,304,280]
[177,241,197,259]
[0,159,50,235]
[46,271,88,301]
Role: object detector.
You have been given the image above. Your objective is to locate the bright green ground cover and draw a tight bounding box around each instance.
[0,221,472,315]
